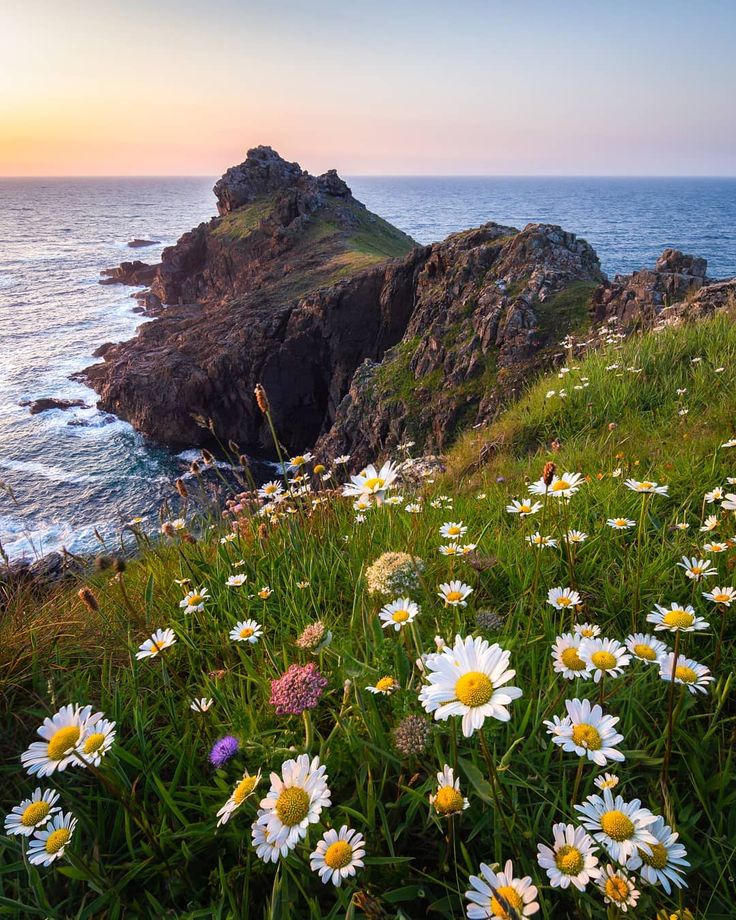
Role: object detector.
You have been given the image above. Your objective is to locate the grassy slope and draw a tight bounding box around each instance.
[1,312,736,918]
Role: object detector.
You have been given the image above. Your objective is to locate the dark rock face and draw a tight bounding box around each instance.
[27,397,88,415]
[591,248,709,326]
[127,239,159,248]
[99,261,157,286]
[213,145,305,215]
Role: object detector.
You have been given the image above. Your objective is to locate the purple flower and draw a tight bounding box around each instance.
[209,734,239,768]
[270,663,327,715]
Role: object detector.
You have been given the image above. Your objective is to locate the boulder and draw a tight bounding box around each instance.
[28,397,88,414]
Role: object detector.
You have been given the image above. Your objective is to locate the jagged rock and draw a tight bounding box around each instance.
[657,278,736,326]
[213,145,304,215]
[27,397,88,414]
[127,239,159,248]
[591,248,708,326]
[99,261,157,286]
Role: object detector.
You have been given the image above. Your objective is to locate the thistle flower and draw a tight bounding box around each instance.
[269,663,327,715]
[209,735,240,768]
[392,715,431,758]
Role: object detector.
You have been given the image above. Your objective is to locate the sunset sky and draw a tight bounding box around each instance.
[2,0,735,177]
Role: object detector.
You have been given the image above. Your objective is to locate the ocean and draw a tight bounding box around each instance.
[2,176,735,561]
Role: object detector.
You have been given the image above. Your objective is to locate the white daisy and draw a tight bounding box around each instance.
[646,603,709,633]
[676,556,717,581]
[257,586,273,599]
[574,788,657,862]
[404,502,422,513]
[27,811,77,866]
[251,810,288,863]
[700,514,719,532]
[287,453,314,471]
[465,859,539,918]
[625,633,668,663]
[551,634,592,680]
[437,581,473,607]
[543,698,625,766]
[439,543,462,556]
[257,754,331,851]
[216,770,262,826]
[342,461,399,503]
[226,574,247,587]
[723,492,736,511]
[564,530,588,544]
[594,773,620,790]
[703,585,736,606]
[136,627,177,660]
[578,637,631,683]
[378,598,419,632]
[626,815,689,894]
[529,472,584,498]
[75,717,116,767]
[703,541,729,553]
[429,764,469,817]
[624,478,668,495]
[309,826,365,887]
[230,619,263,644]
[179,587,209,614]
[597,864,639,912]
[419,634,522,737]
[547,587,582,610]
[573,622,601,639]
[658,653,713,694]
[525,532,558,548]
[536,823,600,890]
[4,788,60,837]
[607,517,636,530]
[20,704,101,777]
[258,480,284,500]
[365,676,399,695]
[440,521,467,539]
[705,487,724,503]
[190,697,214,712]
[505,499,542,517]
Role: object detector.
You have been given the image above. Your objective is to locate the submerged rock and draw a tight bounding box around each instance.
[27,397,89,414]
[127,239,159,248]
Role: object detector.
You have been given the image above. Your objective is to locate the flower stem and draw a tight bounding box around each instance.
[661,631,681,784]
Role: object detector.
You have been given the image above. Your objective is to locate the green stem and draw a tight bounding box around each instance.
[661,631,681,784]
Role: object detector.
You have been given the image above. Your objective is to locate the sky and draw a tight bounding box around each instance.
[1,0,735,177]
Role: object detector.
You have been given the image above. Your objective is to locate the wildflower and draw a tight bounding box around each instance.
[251,811,284,862]
[720,438,736,448]
[579,638,631,683]
[658,653,713,694]
[310,826,365,887]
[705,487,724,503]
[419,634,522,737]
[76,717,116,767]
[476,610,505,631]
[624,478,668,495]
[226,574,248,588]
[575,789,657,862]
[365,552,423,596]
[190,697,214,713]
[529,471,584,498]
[676,556,717,581]
[703,540,729,553]
[607,517,636,530]
[230,619,263,644]
[573,622,600,639]
[700,514,719,532]
[465,860,539,919]
[506,499,543,516]
[4,788,60,837]
[220,532,236,544]
[257,586,273,599]
[551,634,592,680]
[288,452,314,472]
[594,773,620,790]
[136,627,177,660]
[366,676,399,695]
[597,864,639,912]
[440,521,467,539]
[525,532,558,548]
[429,764,469,816]
[703,585,736,606]
[544,698,625,766]
[625,633,668,663]
[647,603,709,633]
[547,587,581,610]
[216,770,262,826]
[258,480,283,501]
[334,454,350,465]
[27,812,77,866]
[20,704,102,777]
[723,492,736,511]
[210,735,240,768]
[564,529,588,543]
[675,521,690,530]
[342,461,399,503]
[404,502,422,513]
[257,754,330,850]
[296,580,311,589]
[439,543,462,556]
[270,663,327,715]
[626,815,689,894]
[378,597,419,631]
[537,823,600,890]
[437,581,473,606]
[179,587,209,614]
[392,714,431,757]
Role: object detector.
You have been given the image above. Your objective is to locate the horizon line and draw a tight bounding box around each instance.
[2,173,736,181]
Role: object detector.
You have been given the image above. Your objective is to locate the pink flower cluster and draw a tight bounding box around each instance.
[269,663,327,715]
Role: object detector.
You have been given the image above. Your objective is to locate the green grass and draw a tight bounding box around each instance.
[1,312,735,918]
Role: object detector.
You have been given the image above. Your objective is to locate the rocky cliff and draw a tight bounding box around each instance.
[84,146,733,464]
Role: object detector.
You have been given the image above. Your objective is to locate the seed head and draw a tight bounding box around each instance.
[182,533,197,545]
[542,461,557,487]
[175,478,188,498]
[254,383,270,414]
[77,587,99,613]
[392,715,431,758]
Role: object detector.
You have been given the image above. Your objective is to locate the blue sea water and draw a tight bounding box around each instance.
[1,176,735,560]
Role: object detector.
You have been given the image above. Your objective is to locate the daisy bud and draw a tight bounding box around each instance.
[542,461,556,487]
[254,383,270,414]
[77,587,99,613]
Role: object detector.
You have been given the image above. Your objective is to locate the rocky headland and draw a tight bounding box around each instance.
[83,146,735,466]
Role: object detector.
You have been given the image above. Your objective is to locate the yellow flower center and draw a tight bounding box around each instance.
[447,526,461,535]
[600,810,634,841]
[21,801,50,827]
[188,594,203,605]
[149,641,163,654]
[375,677,396,692]
[434,786,464,815]
[47,726,80,761]
[691,566,703,575]
[363,477,384,490]
[640,481,654,490]
[579,627,594,637]
[490,885,523,919]
[45,827,70,855]
[519,504,532,513]
[551,480,570,492]
[259,590,270,598]
[604,875,629,902]
[445,591,464,603]
[292,456,305,466]
[675,665,697,683]
[634,643,657,660]
[571,723,602,750]
[275,787,310,827]
[392,609,410,623]
[561,647,587,671]
[324,840,353,870]
[713,592,731,603]
[555,844,584,875]
[313,464,325,474]
[455,671,493,707]
[591,650,618,670]
[557,597,572,607]
[233,775,258,805]
[639,842,668,869]
[240,627,254,638]
[663,610,694,629]
[264,484,278,493]
[614,519,627,526]
[82,732,106,755]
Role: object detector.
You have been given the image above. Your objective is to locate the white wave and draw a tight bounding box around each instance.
[0,458,93,485]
